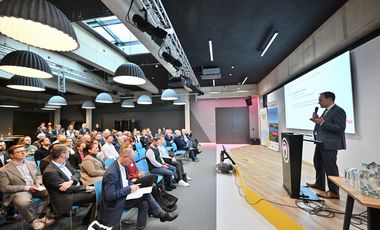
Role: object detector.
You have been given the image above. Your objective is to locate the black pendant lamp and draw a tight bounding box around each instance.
[113,63,146,85]
[0,50,53,78]
[6,75,45,91]
[0,0,79,51]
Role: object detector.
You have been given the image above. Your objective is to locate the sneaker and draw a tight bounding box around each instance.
[30,219,45,230]
[186,176,191,181]
[178,180,190,187]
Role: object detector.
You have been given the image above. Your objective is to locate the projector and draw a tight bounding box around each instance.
[201,67,221,80]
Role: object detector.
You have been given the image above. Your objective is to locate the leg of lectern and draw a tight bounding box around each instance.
[343,195,354,230]
[367,207,380,230]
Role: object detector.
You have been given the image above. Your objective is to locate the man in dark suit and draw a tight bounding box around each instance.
[308,91,346,199]
[96,148,178,229]
[43,144,96,225]
[0,141,10,167]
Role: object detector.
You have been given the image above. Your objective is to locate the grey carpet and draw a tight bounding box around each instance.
[0,145,217,230]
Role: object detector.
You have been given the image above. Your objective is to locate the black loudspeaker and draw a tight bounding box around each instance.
[245,96,252,106]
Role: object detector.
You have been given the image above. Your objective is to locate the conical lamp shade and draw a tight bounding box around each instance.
[161,89,178,100]
[137,95,152,105]
[0,0,79,51]
[121,99,135,108]
[47,95,67,105]
[0,99,19,108]
[0,50,52,78]
[7,75,45,91]
[95,92,113,103]
[113,63,146,85]
[82,100,96,109]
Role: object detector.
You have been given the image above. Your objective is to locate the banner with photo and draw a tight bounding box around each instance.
[259,108,270,146]
[267,102,279,151]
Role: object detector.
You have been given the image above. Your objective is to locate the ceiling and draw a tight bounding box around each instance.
[47,0,347,90]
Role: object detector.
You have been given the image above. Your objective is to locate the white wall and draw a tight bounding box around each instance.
[267,35,380,175]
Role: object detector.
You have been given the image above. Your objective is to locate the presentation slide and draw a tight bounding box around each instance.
[284,51,355,134]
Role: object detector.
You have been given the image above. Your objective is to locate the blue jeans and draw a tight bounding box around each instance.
[150,167,175,186]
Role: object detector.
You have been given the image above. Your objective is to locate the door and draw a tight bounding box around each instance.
[215,107,249,144]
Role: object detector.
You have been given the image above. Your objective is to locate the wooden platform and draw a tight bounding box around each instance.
[230,145,366,230]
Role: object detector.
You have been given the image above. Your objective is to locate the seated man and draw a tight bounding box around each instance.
[157,136,190,187]
[0,145,53,229]
[96,147,178,229]
[173,130,198,162]
[146,138,177,191]
[43,144,96,225]
[34,137,51,163]
[99,135,119,160]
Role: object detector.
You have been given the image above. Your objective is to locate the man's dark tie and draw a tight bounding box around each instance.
[321,109,328,118]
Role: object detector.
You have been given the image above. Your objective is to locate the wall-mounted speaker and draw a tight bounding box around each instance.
[245,96,252,106]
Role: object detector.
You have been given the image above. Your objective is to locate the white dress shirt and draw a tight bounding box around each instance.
[100,143,119,160]
[52,160,73,180]
[117,161,129,188]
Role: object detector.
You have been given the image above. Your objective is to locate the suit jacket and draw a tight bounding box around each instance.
[40,155,53,174]
[68,150,82,170]
[80,155,105,186]
[314,104,346,150]
[43,161,86,214]
[97,161,132,226]
[0,151,10,167]
[174,135,187,149]
[0,160,41,205]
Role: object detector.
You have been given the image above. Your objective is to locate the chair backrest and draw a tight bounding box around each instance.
[104,159,115,168]
[137,147,147,159]
[134,150,140,162]
[94,180,103,204]
[36,160,41,173]
[135,142,143,150]
[136,159,150,175]
[171,142,178,152]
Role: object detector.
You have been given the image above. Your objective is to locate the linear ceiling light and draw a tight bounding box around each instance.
[6,75,45,91]
[95,92,113,103]
[212,79,215,87]
[113,63,146,85]
[242,77,248,85]
[208,40,214,61]
[0,99,19,108]
[137,95,152,105]
[0,50,53,78]
[0,0,79,52]
[260,32,278,57]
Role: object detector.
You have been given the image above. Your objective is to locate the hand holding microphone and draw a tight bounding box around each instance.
[310,106,324,124]
[312,106,319,118]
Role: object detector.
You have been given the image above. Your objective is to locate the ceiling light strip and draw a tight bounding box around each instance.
[209,40,214,62]
[242,77,248,85]
[261,32,278,57]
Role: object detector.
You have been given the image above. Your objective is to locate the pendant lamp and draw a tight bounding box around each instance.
[82,100,96,109]
[6,75,45,91]
[161,89,178,100]
[47,95,67,106]
[121,99,135,108]
[137,95,152,105]
[0,0,79,51]
[95,92,113,103]
[113,63,146,85]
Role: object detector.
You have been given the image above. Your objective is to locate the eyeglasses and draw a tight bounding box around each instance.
[14,149,26,153]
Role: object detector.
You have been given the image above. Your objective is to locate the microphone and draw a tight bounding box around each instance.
[314,107,319,114]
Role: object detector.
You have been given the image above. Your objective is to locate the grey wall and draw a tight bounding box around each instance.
[266,35,380,174]
[93,101,185,132]
[0,108,14,136]
[190,97,259,143]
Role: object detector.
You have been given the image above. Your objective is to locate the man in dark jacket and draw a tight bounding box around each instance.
[96,148,178,229]
[43,144,96,225]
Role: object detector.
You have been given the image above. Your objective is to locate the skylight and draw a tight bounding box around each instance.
[83,16,149,55]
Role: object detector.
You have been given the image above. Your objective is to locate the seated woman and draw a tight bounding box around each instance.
[80,142,105,186]
[69,141,86,170]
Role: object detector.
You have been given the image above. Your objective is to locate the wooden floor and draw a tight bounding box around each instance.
[230,145,366,230]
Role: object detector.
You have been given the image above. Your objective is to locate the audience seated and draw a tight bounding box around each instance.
[80,142,105,186]
[68,141,85,170]
[158,136,190,186]
[146,138,177,191]
[95,148,178,229]
[66,124,76,140]
[52,134,66,144]
[43,144,96,225]
[0,145,53,229]
[34,137,51,163]
[18,136,38,156]
[79,123,90,135]
[173,130,198,162]
[99,135,119,160]
[33,133,46,149]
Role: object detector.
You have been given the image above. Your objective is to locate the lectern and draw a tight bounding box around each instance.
[281,132,304,198]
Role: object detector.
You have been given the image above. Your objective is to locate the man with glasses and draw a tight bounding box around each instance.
[0,145,53,229]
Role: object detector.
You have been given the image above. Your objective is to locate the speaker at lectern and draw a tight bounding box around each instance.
[281,132,320,201]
